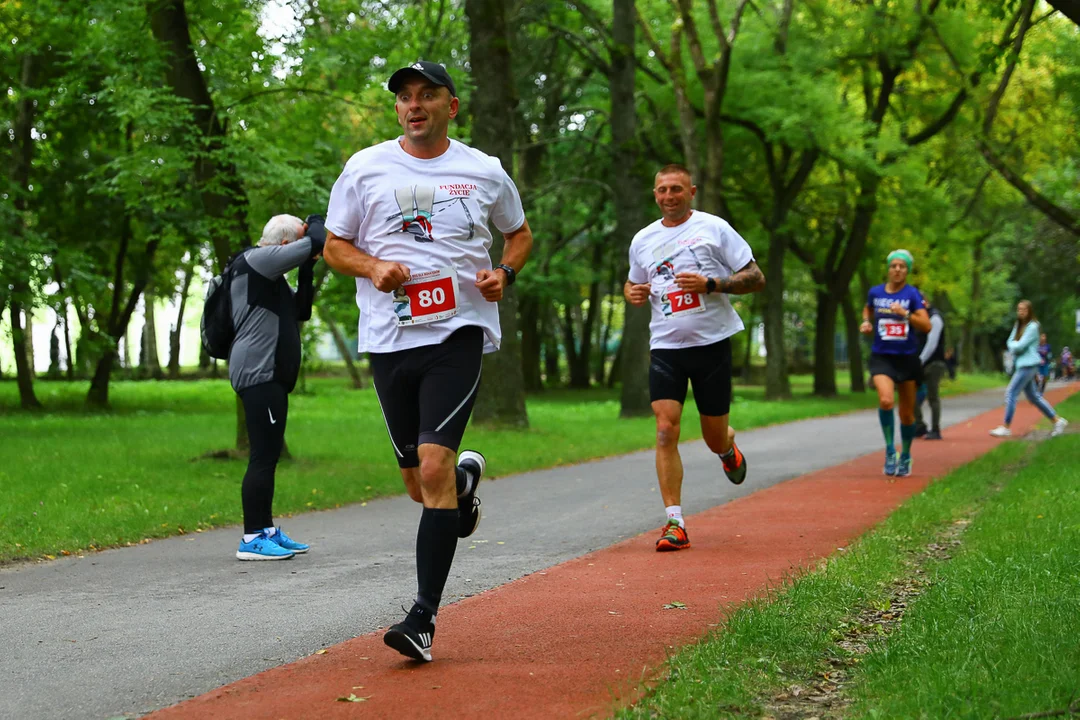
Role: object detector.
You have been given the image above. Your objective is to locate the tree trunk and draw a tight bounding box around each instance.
[141,285,164,379]
[465,0,529,427]
[741,302,754,383]
[596,270,617,385]
[87,350,117,407]
[962,234,984,374]
[520,294,543,391]
[842,289,866,393]
[543,307,560,385]
[7,53,41,409]
[566,302,591,389]
[612,0,651,416]
[169,263,195,378]
[813,289,839,397]
[10,301,41,409]
[61,301,74,380]
[320,307,364,389]
[24,307,35,374]
[48,321,62,378]
[763,232,791,399]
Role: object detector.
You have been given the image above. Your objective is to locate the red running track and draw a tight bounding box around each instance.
[150,385,1077,720]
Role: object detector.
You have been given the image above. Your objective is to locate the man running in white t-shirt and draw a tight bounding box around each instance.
[625,164,765,552]
[323,61,533,662]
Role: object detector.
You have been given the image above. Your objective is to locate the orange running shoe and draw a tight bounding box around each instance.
[722,441,748,485]
[655,520,690,551]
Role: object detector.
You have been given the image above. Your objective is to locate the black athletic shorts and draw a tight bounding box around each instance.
[649,338,733,416]
[369,325,484,468]
[869,352,923,385]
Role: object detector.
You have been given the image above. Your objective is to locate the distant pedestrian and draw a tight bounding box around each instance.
[230,214,325,560]
[861,250,932,477]
[989,300,1068,438]
[914,300,947,440]
[1037,333,1052,393]
[1062,346,1075,381]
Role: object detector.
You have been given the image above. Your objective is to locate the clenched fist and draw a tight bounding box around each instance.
[625,282,652,306]
[372,261,411,292]
[475,269,505,302]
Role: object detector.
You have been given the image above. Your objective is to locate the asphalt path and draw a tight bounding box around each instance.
[0,388,1015,719]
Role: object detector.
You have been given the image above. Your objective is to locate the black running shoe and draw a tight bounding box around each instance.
[383,605,435,662]
[456,450,485,538]
[925,429,942,440]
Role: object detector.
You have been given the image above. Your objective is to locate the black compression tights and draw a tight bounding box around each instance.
[239,382,288,533]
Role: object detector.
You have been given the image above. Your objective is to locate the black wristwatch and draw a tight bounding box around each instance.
[496,264,517,285]
[705,277,717,294]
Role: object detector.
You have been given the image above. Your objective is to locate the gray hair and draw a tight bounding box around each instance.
[258,214,305,247]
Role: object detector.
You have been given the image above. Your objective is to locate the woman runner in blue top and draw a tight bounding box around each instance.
[860,250,931,477]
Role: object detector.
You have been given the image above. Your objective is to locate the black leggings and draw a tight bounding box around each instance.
[239,382,288,533]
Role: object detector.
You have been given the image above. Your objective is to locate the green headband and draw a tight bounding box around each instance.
[887,249,914,271]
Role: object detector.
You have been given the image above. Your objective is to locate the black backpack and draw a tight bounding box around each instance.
[200,249,250,360]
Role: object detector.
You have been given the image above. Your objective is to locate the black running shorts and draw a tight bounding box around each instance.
[649,338,733,416]
[369,325,484,468]
[869,352,923,385]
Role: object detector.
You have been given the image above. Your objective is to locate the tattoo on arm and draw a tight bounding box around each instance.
[717,261,765,295]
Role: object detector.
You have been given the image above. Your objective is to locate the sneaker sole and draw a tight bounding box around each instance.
[655,539,691,551]
[235,550,294,561]
[383,630,432,662]
[281,547,309,554]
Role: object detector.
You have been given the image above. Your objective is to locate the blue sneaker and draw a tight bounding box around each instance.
[269,527,309,554]
[884,450,898,476]
[236,531,294,561]
[896,454,912,477]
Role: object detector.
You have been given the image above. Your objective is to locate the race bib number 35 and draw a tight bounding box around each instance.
[879,320,909,341]
[663,288,706,319]
[394,266,459,327]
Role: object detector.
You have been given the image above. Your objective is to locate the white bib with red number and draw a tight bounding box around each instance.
[879,319,909,341]
[394,266,459,327]
[662,287,706,319]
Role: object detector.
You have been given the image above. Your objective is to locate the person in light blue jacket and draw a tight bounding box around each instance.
[990,300,1068,437]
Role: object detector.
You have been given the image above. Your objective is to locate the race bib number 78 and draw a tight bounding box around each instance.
[662,287,706,319]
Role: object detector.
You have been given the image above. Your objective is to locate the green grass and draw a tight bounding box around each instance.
[0,372,1002,562]
[620,393,1080,720]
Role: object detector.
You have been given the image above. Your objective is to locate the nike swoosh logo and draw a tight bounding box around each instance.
[268,408,277,425]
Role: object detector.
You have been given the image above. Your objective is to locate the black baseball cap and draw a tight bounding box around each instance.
[388,61,457,98]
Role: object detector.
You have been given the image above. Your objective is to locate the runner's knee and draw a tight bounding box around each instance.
[418,451,454,490]
[656,419,681,447]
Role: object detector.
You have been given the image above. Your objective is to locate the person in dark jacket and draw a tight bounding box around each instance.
[232,213,325,560]
[914,301,948,440]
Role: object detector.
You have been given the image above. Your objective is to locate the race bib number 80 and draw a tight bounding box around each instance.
[394,266,459,326]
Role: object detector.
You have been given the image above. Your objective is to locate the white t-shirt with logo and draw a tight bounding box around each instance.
[627,211,755,350]
[326,138,526,354]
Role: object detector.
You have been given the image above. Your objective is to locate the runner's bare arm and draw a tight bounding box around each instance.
[496,219,533,275]
[714,260,766,295]
[908,308,931,334]
[477,219,535,301]
[323,230,411,292]
[861,305,873,334]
